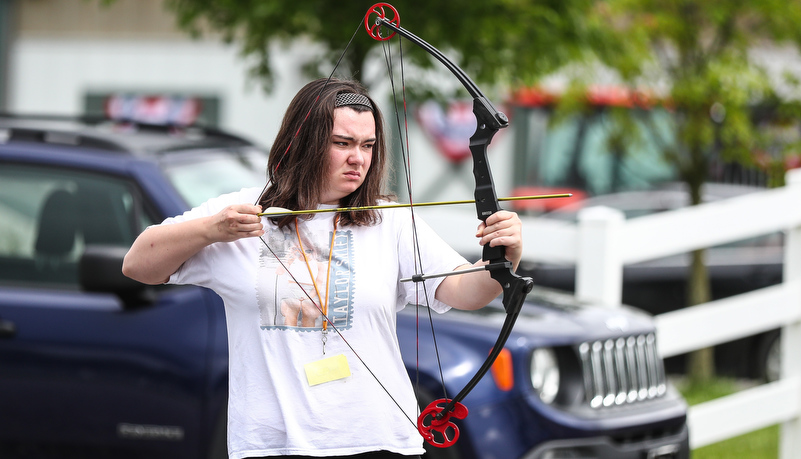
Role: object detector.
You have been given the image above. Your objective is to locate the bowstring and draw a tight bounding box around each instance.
[381,30,449,407]
[254,9,453,433]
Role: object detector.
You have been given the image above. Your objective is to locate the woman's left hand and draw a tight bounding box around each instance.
[475,210,523,268]
[436,210,525,310]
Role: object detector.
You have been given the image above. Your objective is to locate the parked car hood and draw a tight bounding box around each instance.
[418,287,656,349]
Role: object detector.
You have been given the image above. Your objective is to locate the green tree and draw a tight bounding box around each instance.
[563,0,801,381]
[104,0,801,382]
[156,0,601,94]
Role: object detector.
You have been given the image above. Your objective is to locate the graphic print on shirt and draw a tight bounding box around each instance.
[257,223,355,331]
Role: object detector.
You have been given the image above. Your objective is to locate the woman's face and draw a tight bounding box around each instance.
[320,107,375,205]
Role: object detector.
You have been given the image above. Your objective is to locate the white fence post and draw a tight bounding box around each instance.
[575,206,625,307]
[781,169,801,459]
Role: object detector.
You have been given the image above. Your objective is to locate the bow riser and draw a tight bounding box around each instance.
[471,99,505,221]
[469,85,534,317]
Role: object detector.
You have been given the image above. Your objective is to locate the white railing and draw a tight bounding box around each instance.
[418,168,801,456]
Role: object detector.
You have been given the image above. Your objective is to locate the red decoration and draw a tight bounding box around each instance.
[104,94,201,126]
[417,101,478,164]
[365,3,400,41]
[417,398,468,448]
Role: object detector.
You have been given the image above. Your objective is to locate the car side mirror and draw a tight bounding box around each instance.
[79,245,155,308]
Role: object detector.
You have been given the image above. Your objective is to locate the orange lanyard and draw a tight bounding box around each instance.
[294,214,339,331]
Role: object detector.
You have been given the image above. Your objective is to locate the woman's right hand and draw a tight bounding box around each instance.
[209,204,265,243]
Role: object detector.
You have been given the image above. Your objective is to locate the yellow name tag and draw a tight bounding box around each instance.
[304,354,351,386]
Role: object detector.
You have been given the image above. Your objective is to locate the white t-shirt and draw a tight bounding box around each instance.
[163,188,468,458]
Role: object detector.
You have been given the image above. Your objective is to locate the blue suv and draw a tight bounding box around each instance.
[0,115,689,458]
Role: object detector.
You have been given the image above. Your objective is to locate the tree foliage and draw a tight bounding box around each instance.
[114,0,801,381]
[578,0,801,191]
[160,0,602,94]
[120,0,801,212]
[564,0,801,381]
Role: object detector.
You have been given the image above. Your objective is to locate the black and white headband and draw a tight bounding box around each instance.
[335,93,373,110]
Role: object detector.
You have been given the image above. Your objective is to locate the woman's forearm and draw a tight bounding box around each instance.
[435,261,504,310]
[122,217,216,285]
[123,203,264,285]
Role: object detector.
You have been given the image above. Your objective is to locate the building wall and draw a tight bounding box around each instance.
[0,0,16,109]
[18,0,182,39]
[6,0,317,148]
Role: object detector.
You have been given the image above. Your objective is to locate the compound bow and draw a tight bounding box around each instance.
[364,3,535,448]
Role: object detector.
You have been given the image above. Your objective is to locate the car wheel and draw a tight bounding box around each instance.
[756,330,781,383]
[207,402,228,459]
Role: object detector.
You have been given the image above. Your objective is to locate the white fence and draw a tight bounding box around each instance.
[419,168,801,456]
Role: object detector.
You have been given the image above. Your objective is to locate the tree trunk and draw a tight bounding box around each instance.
[685,176,715,382]
[686,248,715,382]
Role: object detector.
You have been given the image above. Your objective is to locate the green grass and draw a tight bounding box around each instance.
[675,378,778,459]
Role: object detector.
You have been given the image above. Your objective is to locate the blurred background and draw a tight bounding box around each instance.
[0,0,313,148]
[3,0,801,456]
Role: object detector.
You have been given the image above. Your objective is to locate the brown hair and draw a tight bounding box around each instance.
[258,78,389,227]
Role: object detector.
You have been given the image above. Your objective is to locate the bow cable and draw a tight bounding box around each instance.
[380,28,452,411]
[366,3,536,446]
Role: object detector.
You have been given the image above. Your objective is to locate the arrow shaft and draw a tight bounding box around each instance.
[258,193,572,217]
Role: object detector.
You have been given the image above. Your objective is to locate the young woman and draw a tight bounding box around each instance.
[123,78,523,459]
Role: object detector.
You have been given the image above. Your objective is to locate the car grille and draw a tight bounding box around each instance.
[578,333,667,408]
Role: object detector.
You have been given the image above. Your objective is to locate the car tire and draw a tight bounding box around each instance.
[756,330,781,383]
[207,402,228,459]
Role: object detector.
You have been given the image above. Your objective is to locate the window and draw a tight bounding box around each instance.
[0,164,149,288]
[160,148,268,208]
[514,106,678,196]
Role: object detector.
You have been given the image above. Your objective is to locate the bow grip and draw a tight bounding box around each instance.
[469,97,534,313]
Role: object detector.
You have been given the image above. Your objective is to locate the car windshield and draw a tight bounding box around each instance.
[160,148,269,208]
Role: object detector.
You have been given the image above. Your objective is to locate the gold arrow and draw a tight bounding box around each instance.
[258,193,572,217]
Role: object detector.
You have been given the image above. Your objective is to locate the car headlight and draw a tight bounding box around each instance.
[531,348,560,404]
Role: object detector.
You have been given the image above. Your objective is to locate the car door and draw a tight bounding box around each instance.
[0,161,215,458]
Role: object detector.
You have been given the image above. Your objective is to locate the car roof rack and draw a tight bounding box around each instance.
[0,113,257,156]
